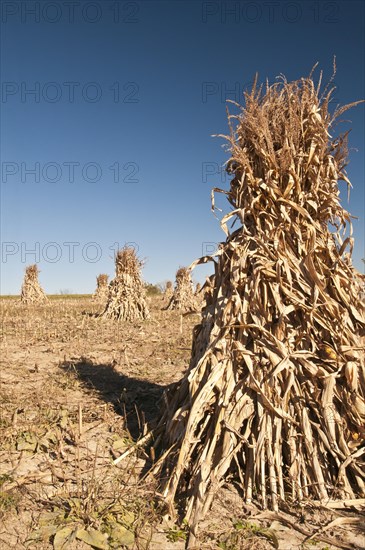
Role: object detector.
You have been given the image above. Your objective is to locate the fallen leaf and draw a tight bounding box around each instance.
[76,528,109,550]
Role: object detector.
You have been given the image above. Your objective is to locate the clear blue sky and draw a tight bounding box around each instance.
[1,0,364,294]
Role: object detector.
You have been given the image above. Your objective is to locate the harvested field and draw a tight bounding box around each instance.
[0,295,364,549]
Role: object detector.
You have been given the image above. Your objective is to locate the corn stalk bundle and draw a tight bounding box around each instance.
[20,264,48,304]
[162,280,174,305]
[165,267,198,312]
[151,70,365,544]
[92,274,109,303]
[101,248,149,321]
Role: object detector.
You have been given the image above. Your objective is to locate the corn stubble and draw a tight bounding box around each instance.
[20,264,48,304]
[101,247,149,321]
[152,69,365,543]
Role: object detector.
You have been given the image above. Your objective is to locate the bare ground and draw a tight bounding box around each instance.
[0,296,364,550]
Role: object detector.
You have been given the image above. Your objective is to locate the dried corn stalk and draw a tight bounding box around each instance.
[152,69,365,545]
[193,282,205,311]
[92,274,109,304]
[20,264,48,304]
[101,247,149,321]
[162,280,174,305]
[165,267,198,312]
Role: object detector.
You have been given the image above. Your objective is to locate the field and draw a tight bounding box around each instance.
[0,295,364,550]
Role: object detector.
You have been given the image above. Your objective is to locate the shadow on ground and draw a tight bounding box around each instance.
[59,359,171,440]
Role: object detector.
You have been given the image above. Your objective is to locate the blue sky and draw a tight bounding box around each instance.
[1,0,364,294]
